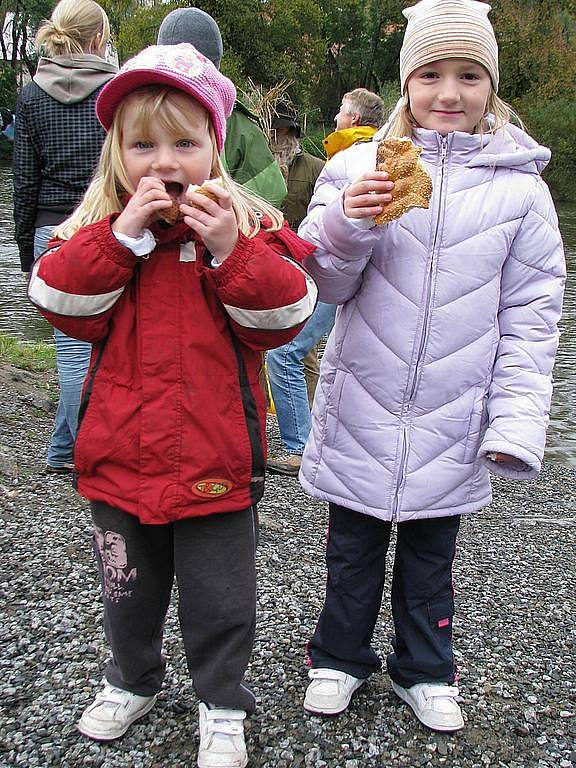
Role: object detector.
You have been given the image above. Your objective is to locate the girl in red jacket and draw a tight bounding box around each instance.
[28,43,317,768]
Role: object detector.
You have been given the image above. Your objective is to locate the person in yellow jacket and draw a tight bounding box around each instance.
[323,87,385,160]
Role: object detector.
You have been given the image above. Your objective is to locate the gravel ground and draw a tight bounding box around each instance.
[1,364,575,768]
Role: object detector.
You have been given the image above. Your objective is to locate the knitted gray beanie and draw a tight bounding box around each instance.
[157,8,223,69]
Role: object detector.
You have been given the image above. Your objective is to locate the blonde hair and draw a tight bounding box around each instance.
[35,0,110,58]
[55,86,284,241]
[385,87,524,139]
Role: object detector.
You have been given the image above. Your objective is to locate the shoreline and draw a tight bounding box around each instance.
[0,362,575,767]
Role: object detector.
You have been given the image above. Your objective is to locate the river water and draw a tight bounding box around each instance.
[0,166,574,466]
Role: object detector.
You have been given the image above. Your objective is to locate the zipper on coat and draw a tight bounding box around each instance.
[392,135,450,520]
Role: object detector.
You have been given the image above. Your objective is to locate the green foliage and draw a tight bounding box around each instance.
[0,333,55,372]
[378,79,401,117]
[103,0,168,62]
[517,97,576,201]
[1,0,53,77]
[301,125,328,160]
[0,63,17,109]
[3,0,573,200]
[491,0,576,102]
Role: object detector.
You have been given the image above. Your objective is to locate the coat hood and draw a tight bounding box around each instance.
[374,121,551,176]
[33,55,117,104]
[466,122,551,174]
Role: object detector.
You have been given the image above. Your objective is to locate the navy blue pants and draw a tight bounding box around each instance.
[308,503,460,687]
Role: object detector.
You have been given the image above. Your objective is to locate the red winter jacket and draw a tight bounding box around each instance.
[29,215,317,523]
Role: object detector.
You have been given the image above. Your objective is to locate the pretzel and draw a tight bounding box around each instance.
[186,177,224,205]
[374,137,433,225]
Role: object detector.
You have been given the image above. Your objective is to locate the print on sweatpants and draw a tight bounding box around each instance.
[94,527,137,603]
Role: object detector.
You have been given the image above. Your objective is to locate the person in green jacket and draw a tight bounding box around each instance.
[157,7,287,207]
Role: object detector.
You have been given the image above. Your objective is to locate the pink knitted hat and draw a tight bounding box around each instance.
[96,44,236,151]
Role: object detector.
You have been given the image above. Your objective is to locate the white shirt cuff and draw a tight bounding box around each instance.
[113,228,156,256]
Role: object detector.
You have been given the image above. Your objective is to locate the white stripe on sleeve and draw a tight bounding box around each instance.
[28,259,125,317]
[223,260,318,330]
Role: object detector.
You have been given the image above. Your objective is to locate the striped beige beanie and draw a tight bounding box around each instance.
[400,0,499,93]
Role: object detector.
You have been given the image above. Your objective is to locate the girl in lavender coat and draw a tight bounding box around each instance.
[298,0,565,732]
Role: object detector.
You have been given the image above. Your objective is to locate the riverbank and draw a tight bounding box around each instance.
[1,362,575,768]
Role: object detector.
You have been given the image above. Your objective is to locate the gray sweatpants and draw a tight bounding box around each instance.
[90,501,258,713]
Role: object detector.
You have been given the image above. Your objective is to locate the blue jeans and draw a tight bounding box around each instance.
[34,226,92,467]
[267,301,337,454]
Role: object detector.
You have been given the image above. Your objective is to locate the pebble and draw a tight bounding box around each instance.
[0,366,575,767]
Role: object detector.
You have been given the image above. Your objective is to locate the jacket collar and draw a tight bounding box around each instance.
[150,218,195,246]
[323,126,377,159]
[391,126,549,176]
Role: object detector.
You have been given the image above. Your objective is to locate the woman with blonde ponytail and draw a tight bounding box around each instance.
[35,0,111,58]
[13,0,117,473]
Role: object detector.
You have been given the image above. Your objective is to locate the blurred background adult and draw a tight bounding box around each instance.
[266,90,385,477]
[157,7,287,207]
[13,0,116,472]
[266,102,336,477]
[268,101,324,230]
[323,87,385,160]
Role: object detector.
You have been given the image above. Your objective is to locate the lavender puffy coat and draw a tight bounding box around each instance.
[298,125,565,522]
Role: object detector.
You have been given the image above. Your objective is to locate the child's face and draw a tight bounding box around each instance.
[407,58,491,135]
[120,94,214,199]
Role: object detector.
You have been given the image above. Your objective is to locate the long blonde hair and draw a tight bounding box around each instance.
[55,86,284,241]
[385,88,524,139]
[35,0,110,58]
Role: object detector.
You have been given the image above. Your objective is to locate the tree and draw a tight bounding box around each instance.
[2,0,53,74]
[491,0,576,102]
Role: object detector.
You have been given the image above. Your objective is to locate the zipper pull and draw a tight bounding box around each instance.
[441,137,448,161]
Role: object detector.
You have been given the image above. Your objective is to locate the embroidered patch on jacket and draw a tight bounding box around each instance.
[192,478,233,498]
[437,618,451,628]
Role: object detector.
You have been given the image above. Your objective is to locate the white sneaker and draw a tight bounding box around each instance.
[303,668,365,715]
[197,702,248,768]
[77,683,157,741]
[391,680,464,732]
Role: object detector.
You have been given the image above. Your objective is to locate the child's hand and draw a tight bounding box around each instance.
[488,452,518,463]
[181,184,238,263]
[112,177,174,238]
[343,171,394,220]
[486,452,527,471]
